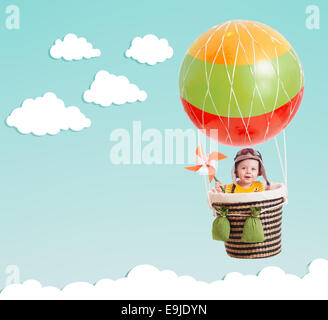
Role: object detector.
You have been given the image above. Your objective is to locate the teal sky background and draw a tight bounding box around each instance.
[0,0,326,289]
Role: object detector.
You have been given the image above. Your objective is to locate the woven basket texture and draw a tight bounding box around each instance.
[213,197,284,259]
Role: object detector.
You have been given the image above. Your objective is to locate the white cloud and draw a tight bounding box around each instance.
[125,34,173,65]
[6,92,91,136]
[83,70,147,107]
[50,33,101,61]
[1,259,328,300]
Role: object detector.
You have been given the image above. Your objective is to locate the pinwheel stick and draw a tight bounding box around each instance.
[213,176,225,192]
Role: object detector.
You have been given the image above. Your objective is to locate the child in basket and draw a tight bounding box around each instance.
[215,148,270,193]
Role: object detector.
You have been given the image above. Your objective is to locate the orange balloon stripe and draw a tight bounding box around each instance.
[187,21,292,66]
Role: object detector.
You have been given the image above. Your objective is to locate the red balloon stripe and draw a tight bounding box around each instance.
[181,87,304,147]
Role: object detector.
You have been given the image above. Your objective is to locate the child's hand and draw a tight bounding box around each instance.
[215,180,225,193]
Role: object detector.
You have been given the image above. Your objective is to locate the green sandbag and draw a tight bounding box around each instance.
[242,207,265,243]
[212,206,230,242]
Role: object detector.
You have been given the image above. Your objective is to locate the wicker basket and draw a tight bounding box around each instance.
[208,183,288,259]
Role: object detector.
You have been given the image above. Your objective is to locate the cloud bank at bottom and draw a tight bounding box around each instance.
[1,258,328,300]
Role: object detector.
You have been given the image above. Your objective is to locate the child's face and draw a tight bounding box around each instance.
[236,159,260,185]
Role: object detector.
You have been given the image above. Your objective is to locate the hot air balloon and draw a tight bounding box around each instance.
[179,20,304,147]
[180,20,304,259]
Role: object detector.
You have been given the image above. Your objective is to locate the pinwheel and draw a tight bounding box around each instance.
[184,145,227,184]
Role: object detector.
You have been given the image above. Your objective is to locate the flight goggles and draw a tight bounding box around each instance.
[234,148,263,160]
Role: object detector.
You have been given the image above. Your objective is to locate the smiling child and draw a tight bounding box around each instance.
[215,148,270,193]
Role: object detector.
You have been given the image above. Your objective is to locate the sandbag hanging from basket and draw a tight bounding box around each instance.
[242,207,265,243]
[212,206,230,242]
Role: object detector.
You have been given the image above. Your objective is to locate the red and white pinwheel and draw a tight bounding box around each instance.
[184,145,227,183]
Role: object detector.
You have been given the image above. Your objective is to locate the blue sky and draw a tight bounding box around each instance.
[0,0,326,289]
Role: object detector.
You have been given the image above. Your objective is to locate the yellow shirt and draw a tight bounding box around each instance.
[224,181,265,193]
